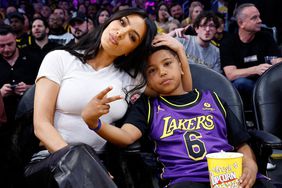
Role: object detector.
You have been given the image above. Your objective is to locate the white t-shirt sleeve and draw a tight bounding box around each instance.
[36,50,72,85]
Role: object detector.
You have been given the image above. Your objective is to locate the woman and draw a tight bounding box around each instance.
[94,8,111,28]
[25,8,191,188]
[181,1,204,35]
[154,2,174,33]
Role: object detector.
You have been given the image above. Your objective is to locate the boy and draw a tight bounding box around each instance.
[82,37,273,188]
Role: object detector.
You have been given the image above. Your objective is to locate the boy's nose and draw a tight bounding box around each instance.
[160,68,167,76]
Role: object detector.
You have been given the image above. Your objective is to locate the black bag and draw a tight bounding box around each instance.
[25,144,118,188]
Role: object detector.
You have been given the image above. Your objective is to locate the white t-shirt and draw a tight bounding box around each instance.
[37,50,144,151]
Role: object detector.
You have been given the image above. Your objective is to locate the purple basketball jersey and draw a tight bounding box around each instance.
[149,90,234,184]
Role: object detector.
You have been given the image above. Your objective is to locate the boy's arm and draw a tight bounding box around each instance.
[237,143,258,188]
[82,86,143,147]
[152,34,192,91]
[95,122,142,147]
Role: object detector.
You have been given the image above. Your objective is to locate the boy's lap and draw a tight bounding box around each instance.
[167,179,276,188]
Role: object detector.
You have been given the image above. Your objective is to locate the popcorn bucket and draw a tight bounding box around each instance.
[206,151,243,188]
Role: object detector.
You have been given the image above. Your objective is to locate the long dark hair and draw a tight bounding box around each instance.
[93,8,111,27]
[65,8,157,79]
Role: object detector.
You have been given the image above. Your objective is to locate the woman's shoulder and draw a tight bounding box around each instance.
[47,49,72,56]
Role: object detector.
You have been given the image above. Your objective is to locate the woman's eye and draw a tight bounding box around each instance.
[120,18,126,26]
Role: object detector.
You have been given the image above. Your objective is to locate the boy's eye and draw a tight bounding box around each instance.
[129,34,137,42]
[147,68,156,75]
[164,61,172,66]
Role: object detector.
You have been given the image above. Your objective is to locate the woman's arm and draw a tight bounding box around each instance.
[82,86,142,147]
[152,34,192,91]
[33,78,68,153]
[237,143,258,188]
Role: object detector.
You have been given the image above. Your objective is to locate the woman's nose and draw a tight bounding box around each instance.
[116,28,127,38]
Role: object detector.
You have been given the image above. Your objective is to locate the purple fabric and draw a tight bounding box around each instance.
[149,90,233,184]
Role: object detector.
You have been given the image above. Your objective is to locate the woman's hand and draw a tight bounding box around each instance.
[82,86,122,129]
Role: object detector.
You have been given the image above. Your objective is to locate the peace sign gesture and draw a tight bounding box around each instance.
[82,86,123,129]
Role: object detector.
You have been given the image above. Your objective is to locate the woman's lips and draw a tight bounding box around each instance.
[109,33,118,45]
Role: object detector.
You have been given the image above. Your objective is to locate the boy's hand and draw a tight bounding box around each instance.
[152,34,184,53]
[82,86,123,128]
[239,160,257,188]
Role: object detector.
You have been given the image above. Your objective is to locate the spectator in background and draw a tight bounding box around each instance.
[23,14,31,34]
[77,3,87,14]
[94,8,110,28]
[48,13,73,45]
[87,3,99,19]
[58,0,71,12]
[32,2,43,15]
[155,2,175,33]
[181,1,204,35]
[8,12,30,49]
[168,19,181,33]
[67,12,89,45]
[169,2,184,23]
[27,17,61,73]
[41,5,52,20]
[211,13,227,47]
[53,7,65,21]
[170,11,222,73]
[220,3,282,109]
[0,25,37,125]
[3,5,17,25]
[211,0,228,31]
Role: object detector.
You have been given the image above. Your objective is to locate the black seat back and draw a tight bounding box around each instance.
[253,63,282,139]
[13,85,39,165]
[190,64,245,125]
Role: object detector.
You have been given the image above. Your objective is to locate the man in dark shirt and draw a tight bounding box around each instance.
[66,12,89,46]
[220,3,281,109]
[8,12,30,49]
[0,25,37,124]
[27,17,61,73]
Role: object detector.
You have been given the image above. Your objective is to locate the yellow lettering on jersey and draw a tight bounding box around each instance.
[161,116,174,138]
[203,115,214,130]
[160,115,215,139]
[177,119,189,130]
[195,115,206,129]
[186,117,197,130]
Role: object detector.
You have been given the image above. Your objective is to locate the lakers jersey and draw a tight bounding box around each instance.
[148,90,234,184]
